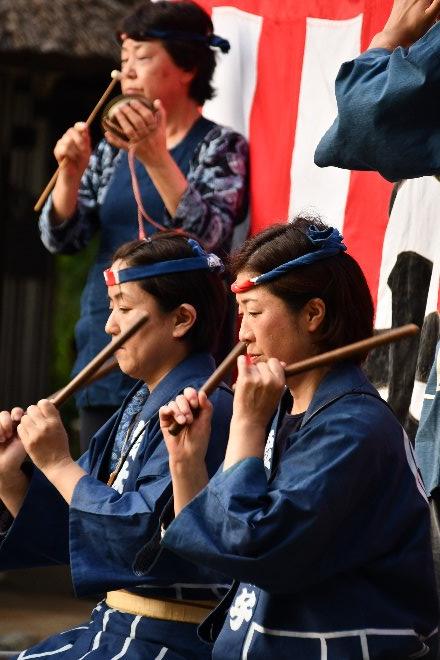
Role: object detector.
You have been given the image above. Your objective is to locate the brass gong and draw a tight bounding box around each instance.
[101,94,156,141]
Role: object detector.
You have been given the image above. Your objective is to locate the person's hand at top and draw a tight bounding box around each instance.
[104,98,168,169]
[16,400,87,505]
[369,0,440,51]
[159,387,213,514]
[0,408,27,479]
[54,122,92,183]
[51,122,92,222]
[160,387,213,471]
[0,408,29,517]
[16,400,72,477]
[223,356,286,471]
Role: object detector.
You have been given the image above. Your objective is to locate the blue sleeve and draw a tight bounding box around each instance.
[170,127,249,253]
[0,468,70,569]
[69,432,173,595]
[69,388,232,595]
[163,395,426,594]
[314,22,440,181]
[415,342,440,495]
[38,140,118,254]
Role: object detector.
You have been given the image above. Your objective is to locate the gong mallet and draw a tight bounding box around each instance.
[34,70,122,213]
[168,324,419,436]
[50,313,147,408]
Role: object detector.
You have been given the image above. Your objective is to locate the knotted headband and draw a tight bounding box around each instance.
[122,29,230,53]
[104,238,224,286]
[231,226,347,293]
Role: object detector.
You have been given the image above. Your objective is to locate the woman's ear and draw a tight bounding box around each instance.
[304,298,326,333]
[172,304,197,339]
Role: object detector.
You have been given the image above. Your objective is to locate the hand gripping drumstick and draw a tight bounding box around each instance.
[167,323,419,436]
[33,70,122,213]
[50,313,147,408]
[168,341,247,436]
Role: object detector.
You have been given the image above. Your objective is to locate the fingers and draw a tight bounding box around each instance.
[36,399,59,419]
[0,411,15,442]
[159,387,208,429]
[426,0,440,17]
[114,101,158,143]
[55,124,91,164]
[19,400,60,435]
[11,407,25,422]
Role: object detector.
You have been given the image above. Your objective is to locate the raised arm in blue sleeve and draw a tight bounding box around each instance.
[315,22,440,182]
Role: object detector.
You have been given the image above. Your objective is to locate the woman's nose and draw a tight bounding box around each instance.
[238,316,253,343]
[122,58,137,79]
[105,309,119,337]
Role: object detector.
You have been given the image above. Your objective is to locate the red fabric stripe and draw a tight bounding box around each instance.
[249,15,306,233]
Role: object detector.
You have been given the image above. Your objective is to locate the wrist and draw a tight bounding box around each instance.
[138,148,170,171]
[0,470,29,500]
[41,455,74,483]
[368,29,401,51]
[169,457,207,480]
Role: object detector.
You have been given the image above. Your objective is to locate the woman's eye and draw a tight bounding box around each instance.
[248,311,261,317]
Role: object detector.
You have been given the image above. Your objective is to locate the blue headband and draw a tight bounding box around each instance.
[104,239,224,286]
[231,226,347,293]
[128,29,230,53]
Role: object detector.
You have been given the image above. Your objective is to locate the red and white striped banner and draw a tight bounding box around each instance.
[198,0,397,308]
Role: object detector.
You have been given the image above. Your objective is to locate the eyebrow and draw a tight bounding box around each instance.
[109,291,133,302]
[121,42,148,52]
[239,297,258,304]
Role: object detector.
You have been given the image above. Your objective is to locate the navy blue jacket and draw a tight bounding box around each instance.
[0,353,232,601]
[163,363,438,658]
[314,22,440,182]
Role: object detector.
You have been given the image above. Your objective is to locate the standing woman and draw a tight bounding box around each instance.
[160,218,438,659]
[0,233,232,659]
[39,0,248,449]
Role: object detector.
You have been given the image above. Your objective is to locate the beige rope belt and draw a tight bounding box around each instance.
[106,590,218,624]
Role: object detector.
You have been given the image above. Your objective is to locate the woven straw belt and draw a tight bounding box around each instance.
[106,590,218,624]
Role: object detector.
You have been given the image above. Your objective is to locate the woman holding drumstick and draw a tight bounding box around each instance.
[0,233,232,659]
[160,217,438,659]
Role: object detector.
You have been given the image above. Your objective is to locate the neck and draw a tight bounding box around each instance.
[141,344,191,392]
[164,98,201,148]
[288,366,330,414]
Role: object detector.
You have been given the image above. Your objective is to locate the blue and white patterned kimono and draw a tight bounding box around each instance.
[0,352,233,659]
[163,363,438,659]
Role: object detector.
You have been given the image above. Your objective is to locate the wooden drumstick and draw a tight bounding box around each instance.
[34,70,122,213]
[47,357,118,402]
[284,324,419,377]
[167,324,419,436]
[168,341,247,436]
[51,312,147,408]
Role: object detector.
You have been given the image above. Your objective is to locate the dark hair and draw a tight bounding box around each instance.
[230,216,374,360]
[119,1,216,105]
[112,232,226,352]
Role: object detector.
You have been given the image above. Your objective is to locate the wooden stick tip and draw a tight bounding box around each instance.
[111,70,122,80]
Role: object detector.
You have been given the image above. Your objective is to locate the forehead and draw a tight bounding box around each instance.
[121,38,161,53]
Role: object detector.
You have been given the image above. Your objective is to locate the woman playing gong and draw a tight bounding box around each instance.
[39,0,248,449]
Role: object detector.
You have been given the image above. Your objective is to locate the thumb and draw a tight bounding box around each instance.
[153,99,166,126]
